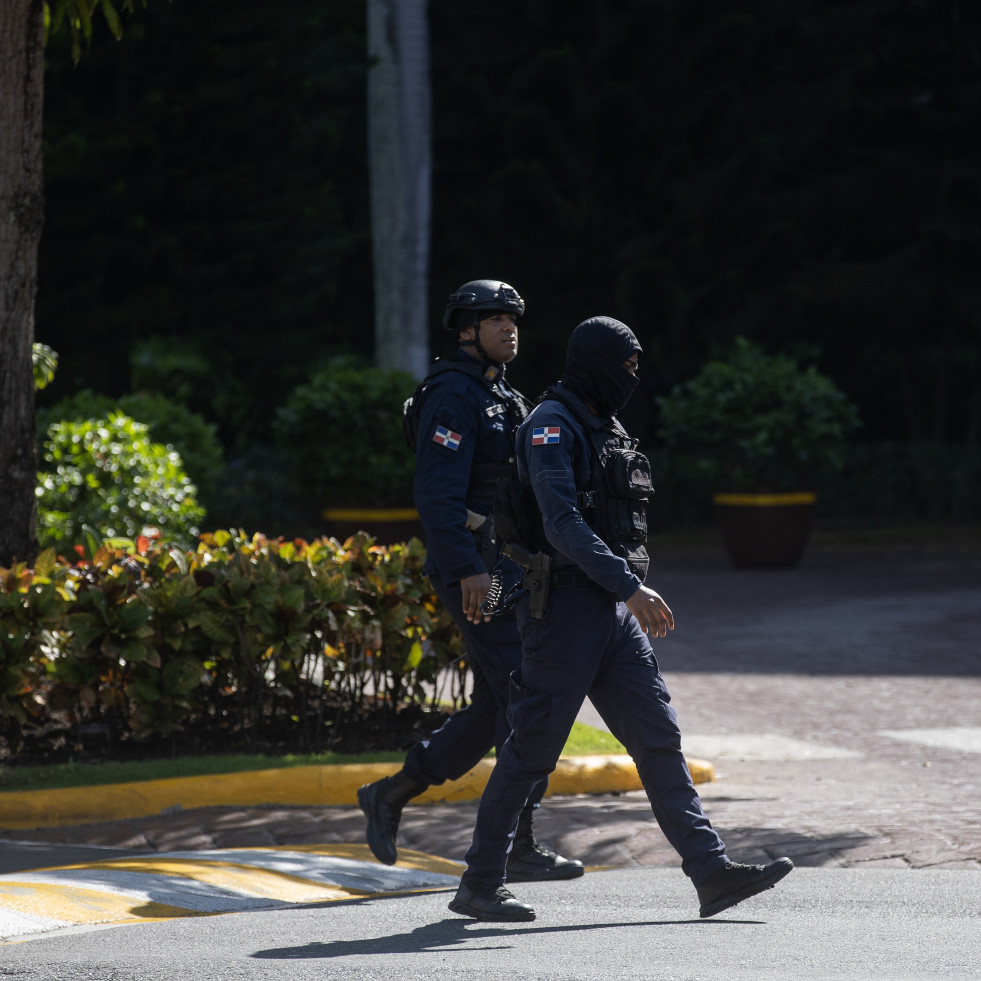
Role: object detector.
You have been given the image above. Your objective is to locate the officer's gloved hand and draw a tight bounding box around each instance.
[626,585,675,638]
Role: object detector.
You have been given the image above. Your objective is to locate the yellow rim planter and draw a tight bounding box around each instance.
[321,508,420,522]
[711,492,817,569]
[321,507,423,547]
[712,492,816,507]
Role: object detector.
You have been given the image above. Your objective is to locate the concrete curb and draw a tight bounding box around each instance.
[0,754,714,832]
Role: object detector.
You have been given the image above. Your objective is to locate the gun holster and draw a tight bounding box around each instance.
[501,542,552,619]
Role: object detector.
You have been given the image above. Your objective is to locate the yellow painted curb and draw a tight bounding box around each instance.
[0,755,713,832]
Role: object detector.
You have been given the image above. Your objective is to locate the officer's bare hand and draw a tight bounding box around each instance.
[625,585,675,638]
[460,572,493,624]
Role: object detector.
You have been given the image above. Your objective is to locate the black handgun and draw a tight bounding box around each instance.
[501,542,552,619]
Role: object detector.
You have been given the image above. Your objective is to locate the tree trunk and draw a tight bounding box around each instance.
[366,0,431,380]
[0,0,45,567]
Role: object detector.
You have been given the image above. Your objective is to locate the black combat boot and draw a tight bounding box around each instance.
[696,858,794,918]
[505,805,585,882]
[357,770,428,865]
[448,881,536,922]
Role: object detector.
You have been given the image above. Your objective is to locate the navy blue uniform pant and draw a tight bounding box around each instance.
[462,583,728,890]
[404,573,548,809]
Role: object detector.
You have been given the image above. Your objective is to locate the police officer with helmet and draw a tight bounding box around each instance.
[448,315,794,922]
[357,280,583,883]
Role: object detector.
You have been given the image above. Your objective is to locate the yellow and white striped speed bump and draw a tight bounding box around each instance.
[0,844,462,943]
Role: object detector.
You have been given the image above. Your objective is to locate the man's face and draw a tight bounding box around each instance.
[461,311,519,364]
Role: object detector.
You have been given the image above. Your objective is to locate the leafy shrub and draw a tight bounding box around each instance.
[36,413,205,554]
[0,556,62,742]
[0,531,464,756]
[273,356,417,507]
[38,390,225,506]
[658,337,860,492]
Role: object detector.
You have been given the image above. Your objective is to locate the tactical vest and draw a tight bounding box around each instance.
[403,356,530,483]
[543,386,653,581]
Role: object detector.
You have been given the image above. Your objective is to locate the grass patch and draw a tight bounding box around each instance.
[0,721,626,794]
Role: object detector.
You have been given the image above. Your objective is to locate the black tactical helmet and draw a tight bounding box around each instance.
[442,279,525,333]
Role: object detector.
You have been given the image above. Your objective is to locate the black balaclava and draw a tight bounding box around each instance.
[561,316,642,416]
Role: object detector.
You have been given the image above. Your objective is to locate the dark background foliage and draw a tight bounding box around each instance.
[35,0,981,533]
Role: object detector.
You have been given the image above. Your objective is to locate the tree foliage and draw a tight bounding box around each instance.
[36,0,981,455]
[427,0,981,449]
[32,343,59,391]
[26,0,981,532]
[38,0,369,450]
[44,0,144,63]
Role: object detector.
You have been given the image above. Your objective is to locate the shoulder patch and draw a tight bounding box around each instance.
[531,426,561,446]
[432,425,463,450]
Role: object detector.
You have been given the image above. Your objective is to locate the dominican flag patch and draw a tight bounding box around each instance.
[532,426,561,445]
[432,425,463,450]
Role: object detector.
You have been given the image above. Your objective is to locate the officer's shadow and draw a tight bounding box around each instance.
[251,905,760,960]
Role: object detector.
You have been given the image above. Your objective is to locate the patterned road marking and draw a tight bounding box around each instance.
[0,844,461,943]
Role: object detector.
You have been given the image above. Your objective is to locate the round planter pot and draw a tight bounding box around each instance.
[712,492,816,569]
[321,507,424,546]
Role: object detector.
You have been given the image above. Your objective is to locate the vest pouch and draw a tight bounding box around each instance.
[612,541,650,581]
[607,449,653,500]
[611,499,648,541]
[603,448,651,542]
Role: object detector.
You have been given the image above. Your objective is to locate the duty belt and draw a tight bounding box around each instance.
[550,567,599,589]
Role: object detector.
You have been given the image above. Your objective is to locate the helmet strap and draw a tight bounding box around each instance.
[459,314,494,363]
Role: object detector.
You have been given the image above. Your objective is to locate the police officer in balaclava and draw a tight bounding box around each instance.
[449,316,794,923]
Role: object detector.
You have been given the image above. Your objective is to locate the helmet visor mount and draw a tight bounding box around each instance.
[442,280,525,332]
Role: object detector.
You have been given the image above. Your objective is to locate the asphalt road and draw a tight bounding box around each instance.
[1,867,979,981]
